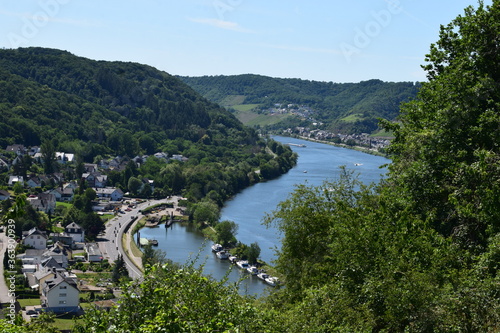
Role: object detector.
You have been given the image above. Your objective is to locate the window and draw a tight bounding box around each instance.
[37,236,40,239]
[59,293,67,297]
[59,300,66,304]
[59,286,67,289]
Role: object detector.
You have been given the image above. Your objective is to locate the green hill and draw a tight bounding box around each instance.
[0,47,297,203]
[179,74,420,134]
[0,48,255,157]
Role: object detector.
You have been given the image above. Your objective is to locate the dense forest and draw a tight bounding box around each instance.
[180,74,420,134]
[0,47,297,206]
[2,1,500,332]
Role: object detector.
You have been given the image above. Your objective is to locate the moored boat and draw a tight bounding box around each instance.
[211,243,223,252]
[257,272,269,281]
[246,266,259,275]
[216,250,229,259]
[265,276,280,287]
[228,255,238,263]
[236,260,249,269]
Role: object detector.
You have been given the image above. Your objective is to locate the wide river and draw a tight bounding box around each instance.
[139,136,390,297]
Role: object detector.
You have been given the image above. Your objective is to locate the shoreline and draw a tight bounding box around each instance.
[276,134,390,158]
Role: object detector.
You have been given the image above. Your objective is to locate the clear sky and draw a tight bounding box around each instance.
[0,0,491,83]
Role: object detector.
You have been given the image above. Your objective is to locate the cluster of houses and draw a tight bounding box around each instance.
[0,144,136,213]
[284,127,391,151]
[264,104,317,123]
[18,223,103,314]
[0,145,189,211]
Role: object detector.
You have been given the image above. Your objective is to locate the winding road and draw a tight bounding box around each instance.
[98,197,179,279]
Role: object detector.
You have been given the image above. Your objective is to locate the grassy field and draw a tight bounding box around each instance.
[246,113,292,127]
[220,95,246,106]
[340,113,364,123]
[370,128,395,138]
[232,107,292,127]
[231,104,260,112]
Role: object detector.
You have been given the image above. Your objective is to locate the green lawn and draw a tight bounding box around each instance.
[18,298,40,308]
[56,201,73,209]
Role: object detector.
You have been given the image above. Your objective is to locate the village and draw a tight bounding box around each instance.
[0,143,188,324]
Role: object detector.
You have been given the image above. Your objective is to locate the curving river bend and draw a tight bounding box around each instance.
[139,136,390,296]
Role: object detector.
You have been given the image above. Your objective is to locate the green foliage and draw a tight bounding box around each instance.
[73,264,270,332]
[214,220,238,246]
[387,0,500,251]
[112,254,129,283]
[192,200,219,225]
[127,176,142,195]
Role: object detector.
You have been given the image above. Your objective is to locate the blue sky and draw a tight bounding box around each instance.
[0,0,491,83]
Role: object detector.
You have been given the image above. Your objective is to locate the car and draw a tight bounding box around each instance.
[29,313,39,319]
[26,309,37,315]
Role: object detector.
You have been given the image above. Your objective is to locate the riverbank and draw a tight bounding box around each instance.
[279,134,389,158]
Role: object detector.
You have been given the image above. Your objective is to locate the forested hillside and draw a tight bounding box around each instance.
[0,47,246,154]
[180,74,420,133]
[0,47,297,204]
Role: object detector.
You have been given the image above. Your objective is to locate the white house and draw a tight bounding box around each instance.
[43,244,69,268]
[95,187,124,201]
[41,273,79,314]
[23,228,48,250]
[84,243,103,262]
[5,144,26,156]
[55,152,75,164]
[27,193,56,214]
[65,222,85,243]
[8,175,24,186]
[82,172,108,188]
[27,176,42,188]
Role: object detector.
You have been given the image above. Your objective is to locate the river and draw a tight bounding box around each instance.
[138,136,390,296]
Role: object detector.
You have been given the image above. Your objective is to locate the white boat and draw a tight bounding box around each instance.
[246,266,259,275]
[216,250,229,260]
[265,276,280,287]
[257,272,269,281]
[228,255,238,263]
[211,243,223,252]
[236,260,249,269]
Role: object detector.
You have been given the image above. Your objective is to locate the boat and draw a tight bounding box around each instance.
[228,255,238,263]
[246,266,259,275]
[216,250,229,260]
[236,260,249,269]
[303,170,308,173]
[257,272,269,281]
[148,239,158,246]
[265,276,280,287]
[211,243,223,252]
[354,163,363,166]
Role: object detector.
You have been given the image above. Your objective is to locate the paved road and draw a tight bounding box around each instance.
[98,197,178,279]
